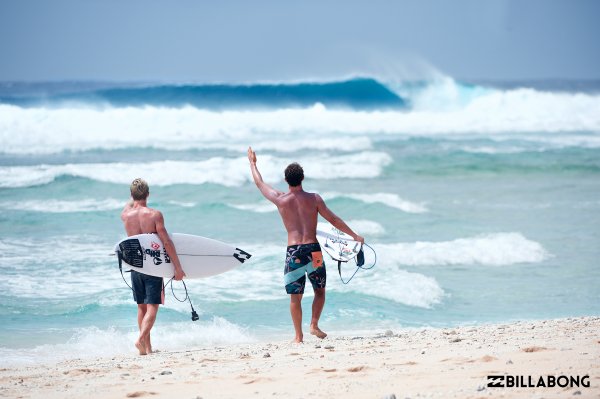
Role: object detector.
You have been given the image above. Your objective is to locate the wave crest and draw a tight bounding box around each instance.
[0,152,392,188]
[379,233,551,266]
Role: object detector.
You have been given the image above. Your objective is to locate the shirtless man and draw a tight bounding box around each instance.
[248,147,364,343]
[121,178,185,355]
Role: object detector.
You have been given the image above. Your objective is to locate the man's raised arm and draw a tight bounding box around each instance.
[248,147,283,204]
[316,194,364,243]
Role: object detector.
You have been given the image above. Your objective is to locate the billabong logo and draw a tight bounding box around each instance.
[233,248,252,263]
[487,376,504,388]
[487,375,590,389]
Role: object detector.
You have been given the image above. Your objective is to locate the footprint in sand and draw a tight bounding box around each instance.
[347,366,366,372]
[522,346,547,352]
[126,391,157,398]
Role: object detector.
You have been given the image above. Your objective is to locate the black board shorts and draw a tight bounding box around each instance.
[131,270,164,305]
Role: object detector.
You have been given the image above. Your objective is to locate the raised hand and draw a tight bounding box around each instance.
[247,147,257,164]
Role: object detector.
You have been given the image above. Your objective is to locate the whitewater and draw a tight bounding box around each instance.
[0,76,599,366]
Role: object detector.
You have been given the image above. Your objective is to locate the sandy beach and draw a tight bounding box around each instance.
[1,316,598,399]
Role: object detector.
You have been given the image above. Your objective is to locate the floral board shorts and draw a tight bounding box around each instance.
[283,243,326,294]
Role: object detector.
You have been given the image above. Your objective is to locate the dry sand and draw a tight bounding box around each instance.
[1,316,598,399]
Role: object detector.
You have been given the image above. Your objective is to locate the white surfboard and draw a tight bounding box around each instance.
[316,222,362,263]
[115,233,251,279]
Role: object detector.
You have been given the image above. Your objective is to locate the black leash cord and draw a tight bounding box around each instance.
[118,251,198,321]
[165,277,199,321]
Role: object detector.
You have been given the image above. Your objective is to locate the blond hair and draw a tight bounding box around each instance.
[130,178,149,200]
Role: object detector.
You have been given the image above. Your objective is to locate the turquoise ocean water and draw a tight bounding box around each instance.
[0,76,599,365]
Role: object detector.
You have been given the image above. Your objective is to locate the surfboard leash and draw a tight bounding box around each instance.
[117,250,199,321]
[165,277,199,321]
[337,243,377,284]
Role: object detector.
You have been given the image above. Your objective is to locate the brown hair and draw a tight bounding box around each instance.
[284,163,304,187]
[130,178,149,200]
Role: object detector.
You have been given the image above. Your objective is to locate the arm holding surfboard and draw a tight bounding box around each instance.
[154,211,186,281]
[315,195,364,244]
[121,195,185,281]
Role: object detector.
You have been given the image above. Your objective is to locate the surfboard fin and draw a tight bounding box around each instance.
[356,246,365,267]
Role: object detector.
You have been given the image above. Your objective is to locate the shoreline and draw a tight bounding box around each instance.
[1,316,598,398]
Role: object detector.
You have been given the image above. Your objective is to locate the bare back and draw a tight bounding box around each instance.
[121,205,161,237]
[276,190,319,245]
[121,200,185,280]
[247,147,363,247]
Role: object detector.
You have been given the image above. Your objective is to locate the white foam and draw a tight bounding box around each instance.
[345,219,385,236]
[0,236,124,299]
[228,202,277,213]
[378,233,551,266]
[229,192,426,215]
[250,136,373,153]
[0,198,123,213]
[0,317,253,366]
[0,87,599,155]
[322,192,429,213]
[0,152,391,188]
[459,145,529,154]
[167,200,197,207]
[331,268,444,309]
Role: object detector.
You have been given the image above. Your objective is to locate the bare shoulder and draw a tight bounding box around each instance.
[147,207,163,219]
[276,191,292,204]
[121,205,135,220]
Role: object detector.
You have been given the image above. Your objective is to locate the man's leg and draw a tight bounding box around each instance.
[138,304,159,355]
[135,304,147,355]
[290,294,303,343]
[310,287,327,339]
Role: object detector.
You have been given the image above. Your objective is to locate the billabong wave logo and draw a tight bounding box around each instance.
[487,375,590,389]
[487,376,504,388]
[233,248,252,263]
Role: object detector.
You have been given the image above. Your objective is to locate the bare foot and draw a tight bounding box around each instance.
[291,335,303,344]
[135,339,147,356]
[145,342,153,354]
[310,326,327,339]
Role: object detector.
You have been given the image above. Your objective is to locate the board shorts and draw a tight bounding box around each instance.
[284,243,326,294]
[131,270,165,305]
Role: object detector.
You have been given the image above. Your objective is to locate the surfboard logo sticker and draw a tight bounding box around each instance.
[341,247,354,256]
[145,248,163,265]
[151,241,161,250]
[233,248,252,263]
